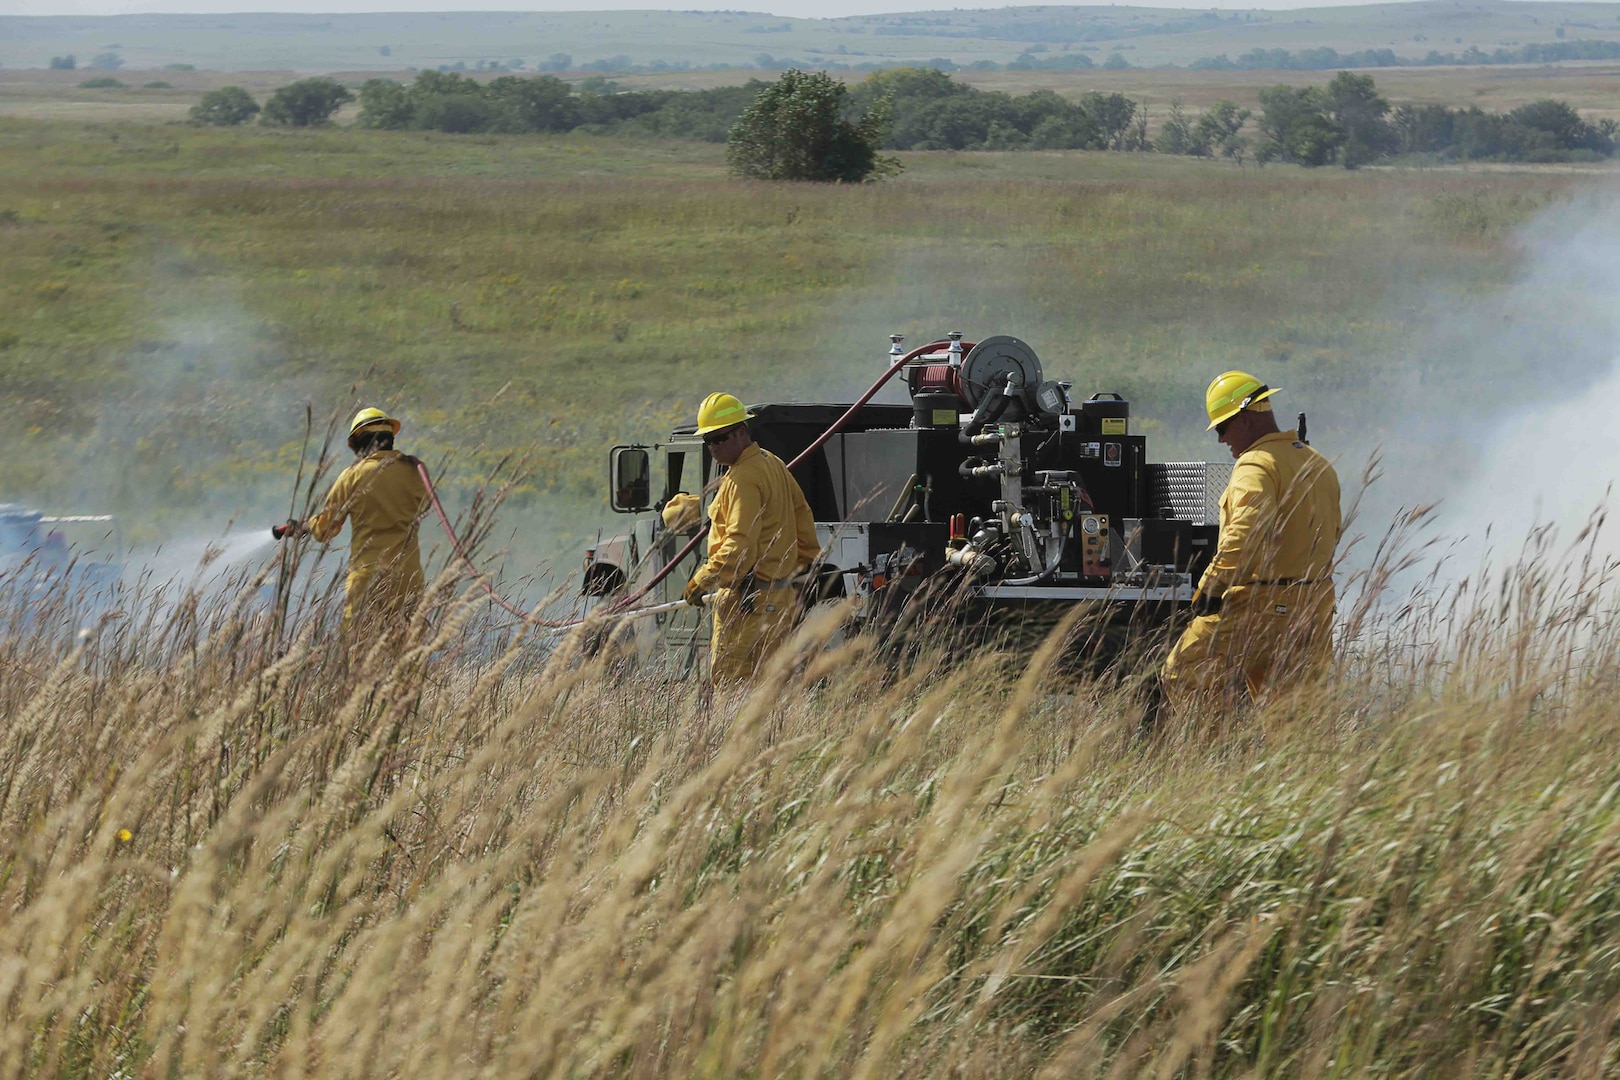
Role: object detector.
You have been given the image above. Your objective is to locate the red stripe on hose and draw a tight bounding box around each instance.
[417,461,578,628]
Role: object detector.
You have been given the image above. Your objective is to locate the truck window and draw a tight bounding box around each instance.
[665,451,685,504]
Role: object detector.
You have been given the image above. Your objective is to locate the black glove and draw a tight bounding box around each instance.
[683,577,707,608]
[1191,591,1223,617]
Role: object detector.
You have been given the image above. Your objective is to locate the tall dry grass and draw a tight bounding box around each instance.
[7,503,1620,1077]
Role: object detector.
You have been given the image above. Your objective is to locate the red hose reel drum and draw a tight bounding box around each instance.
[914,362,964,397]
[908,337,977,398]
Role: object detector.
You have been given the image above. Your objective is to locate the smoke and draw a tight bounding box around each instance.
[1335,190,1620,586]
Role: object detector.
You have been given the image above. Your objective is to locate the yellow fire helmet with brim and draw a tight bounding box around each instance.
[1204,371,1279,430]
[348,407,401,438]
[695,392,755,436]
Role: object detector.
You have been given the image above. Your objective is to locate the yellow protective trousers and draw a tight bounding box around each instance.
[342,556,424,637]
[1162,581,1334,713]
[709,584,799,687]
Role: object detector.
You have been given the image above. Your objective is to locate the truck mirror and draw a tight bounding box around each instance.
[610,446,652,513]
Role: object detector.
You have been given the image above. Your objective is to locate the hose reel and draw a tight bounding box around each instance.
[959,335,1043,421]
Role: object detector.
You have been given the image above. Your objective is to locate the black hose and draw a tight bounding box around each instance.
[959,374,1012,444]
[1003,513,1078,587]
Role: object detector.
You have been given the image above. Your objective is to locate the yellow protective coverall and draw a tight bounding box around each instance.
[308,449,430,634]
[687,444,820,687]
[1163,430,1342,710]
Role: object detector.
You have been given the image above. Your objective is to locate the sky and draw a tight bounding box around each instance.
[0,0,1590,18]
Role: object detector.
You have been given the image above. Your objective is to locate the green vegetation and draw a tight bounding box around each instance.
[1243,72,1617,166]
[1157,98,1250,159]
[260,76,352,127]
[851,66,1145,151]
[75,77,125,90]
[1193,37,1620,71]
[188,85,259,126]
[726,69,891,182]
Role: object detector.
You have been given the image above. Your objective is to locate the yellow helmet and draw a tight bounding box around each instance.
[1204,371,1278,430]
[695,392,754,436]
[348,407,401,438]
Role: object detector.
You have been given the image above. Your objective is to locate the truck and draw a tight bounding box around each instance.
[0,504,123,620]
[583,334,1231,678]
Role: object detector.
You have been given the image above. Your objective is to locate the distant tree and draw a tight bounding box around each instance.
[1101,53,1132,70]
[49,55,76,70]
[1510,99,1611,153]
[414,93,499,133]
[87,52,124,70]
[726,69,892,182]
[378,45,391,57]
[1194,99,1250,157]
[1155,99,1194,154]
[1078,91,1137,150]
[357,78,414,129]
[261,77,354,127]
[485,75,579,132]
[190,85,261,126]
[1257,84,1343,166]
[1287,113,1347,167]
[537,52,572,72]
[1391,102,1455,155]
[1324,71,1392,168]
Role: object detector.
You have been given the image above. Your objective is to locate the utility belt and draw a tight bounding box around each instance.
[725,570,798,615]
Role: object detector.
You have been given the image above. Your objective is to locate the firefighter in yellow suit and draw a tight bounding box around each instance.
[294,408,430,635]
[681,393,821,687]
[1162,372,1342,713]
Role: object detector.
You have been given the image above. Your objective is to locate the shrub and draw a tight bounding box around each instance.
[190,85,260,126]
[414,93,501,134]
[142,81,172,89]
[727,69,892,182]
[77,77,126,89]
[357,78,416,129]
[261,76,354,127]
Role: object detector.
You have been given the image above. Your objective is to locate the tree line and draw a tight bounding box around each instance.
[1192,39,1620,71]
[189,69,1616,172]
[1224,72,1617,167]
[346,67,1146,151]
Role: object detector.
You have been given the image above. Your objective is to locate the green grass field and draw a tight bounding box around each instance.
[1,80,1607,560]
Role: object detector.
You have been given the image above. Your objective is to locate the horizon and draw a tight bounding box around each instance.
[4,0,1611,20]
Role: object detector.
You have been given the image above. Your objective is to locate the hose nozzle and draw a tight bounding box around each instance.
[271,519,300,540]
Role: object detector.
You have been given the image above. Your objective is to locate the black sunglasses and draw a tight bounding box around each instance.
[703,428,737,447]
